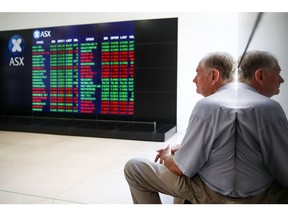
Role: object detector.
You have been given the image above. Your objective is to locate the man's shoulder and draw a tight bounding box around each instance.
[254,97,285,118]
[193,95,225,119]
[196,87,236,108]
[239,88,282,110]
[237,89,286,120]
[195,95,221,108]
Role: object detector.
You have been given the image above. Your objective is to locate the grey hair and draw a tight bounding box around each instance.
[200,51,236,80]
[238,50,279,80]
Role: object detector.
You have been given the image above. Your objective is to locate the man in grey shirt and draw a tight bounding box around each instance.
[124,51,288,203]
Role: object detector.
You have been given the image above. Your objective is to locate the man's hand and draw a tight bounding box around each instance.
[154,144,183,176]
[154,144,171,164]
[171,144,180,155]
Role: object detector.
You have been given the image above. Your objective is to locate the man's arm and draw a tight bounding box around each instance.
[163,155,183,176]
[154,144,183,176]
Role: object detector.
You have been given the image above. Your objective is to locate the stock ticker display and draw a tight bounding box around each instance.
[31,24,135,115]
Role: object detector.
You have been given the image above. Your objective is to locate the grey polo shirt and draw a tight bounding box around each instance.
[174,82,288,198]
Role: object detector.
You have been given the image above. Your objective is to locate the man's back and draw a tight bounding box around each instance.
[176,82,288,198]
[235,83,288,194]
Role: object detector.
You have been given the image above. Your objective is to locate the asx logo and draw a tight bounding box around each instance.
[33,29,51,39]
[8,35,25,66]
[8,35,25,54]
[9,57,24,66]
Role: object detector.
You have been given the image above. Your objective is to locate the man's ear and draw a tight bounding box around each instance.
[254,69,264,85]
[211,69,220,84]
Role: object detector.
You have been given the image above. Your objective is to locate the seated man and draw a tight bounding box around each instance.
[124,51,288,204]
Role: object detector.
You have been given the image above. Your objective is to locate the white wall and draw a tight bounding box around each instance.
[0,12,239,134]
[238,12,288,117]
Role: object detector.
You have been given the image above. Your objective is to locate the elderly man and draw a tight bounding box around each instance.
[124,50,288,204]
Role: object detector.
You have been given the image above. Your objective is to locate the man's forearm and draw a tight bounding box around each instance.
[163,155,183,176]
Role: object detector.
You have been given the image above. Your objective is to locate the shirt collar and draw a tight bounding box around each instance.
[236,82,258,93]
[216,82,236,92]
[216,82,258,93]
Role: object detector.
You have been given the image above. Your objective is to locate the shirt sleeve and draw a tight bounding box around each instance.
[174,112,214,177]
[261,116,288,186]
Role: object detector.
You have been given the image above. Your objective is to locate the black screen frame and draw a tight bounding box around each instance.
[0,17,177,126]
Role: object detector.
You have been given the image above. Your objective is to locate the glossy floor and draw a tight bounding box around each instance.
[0,130,184,204]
